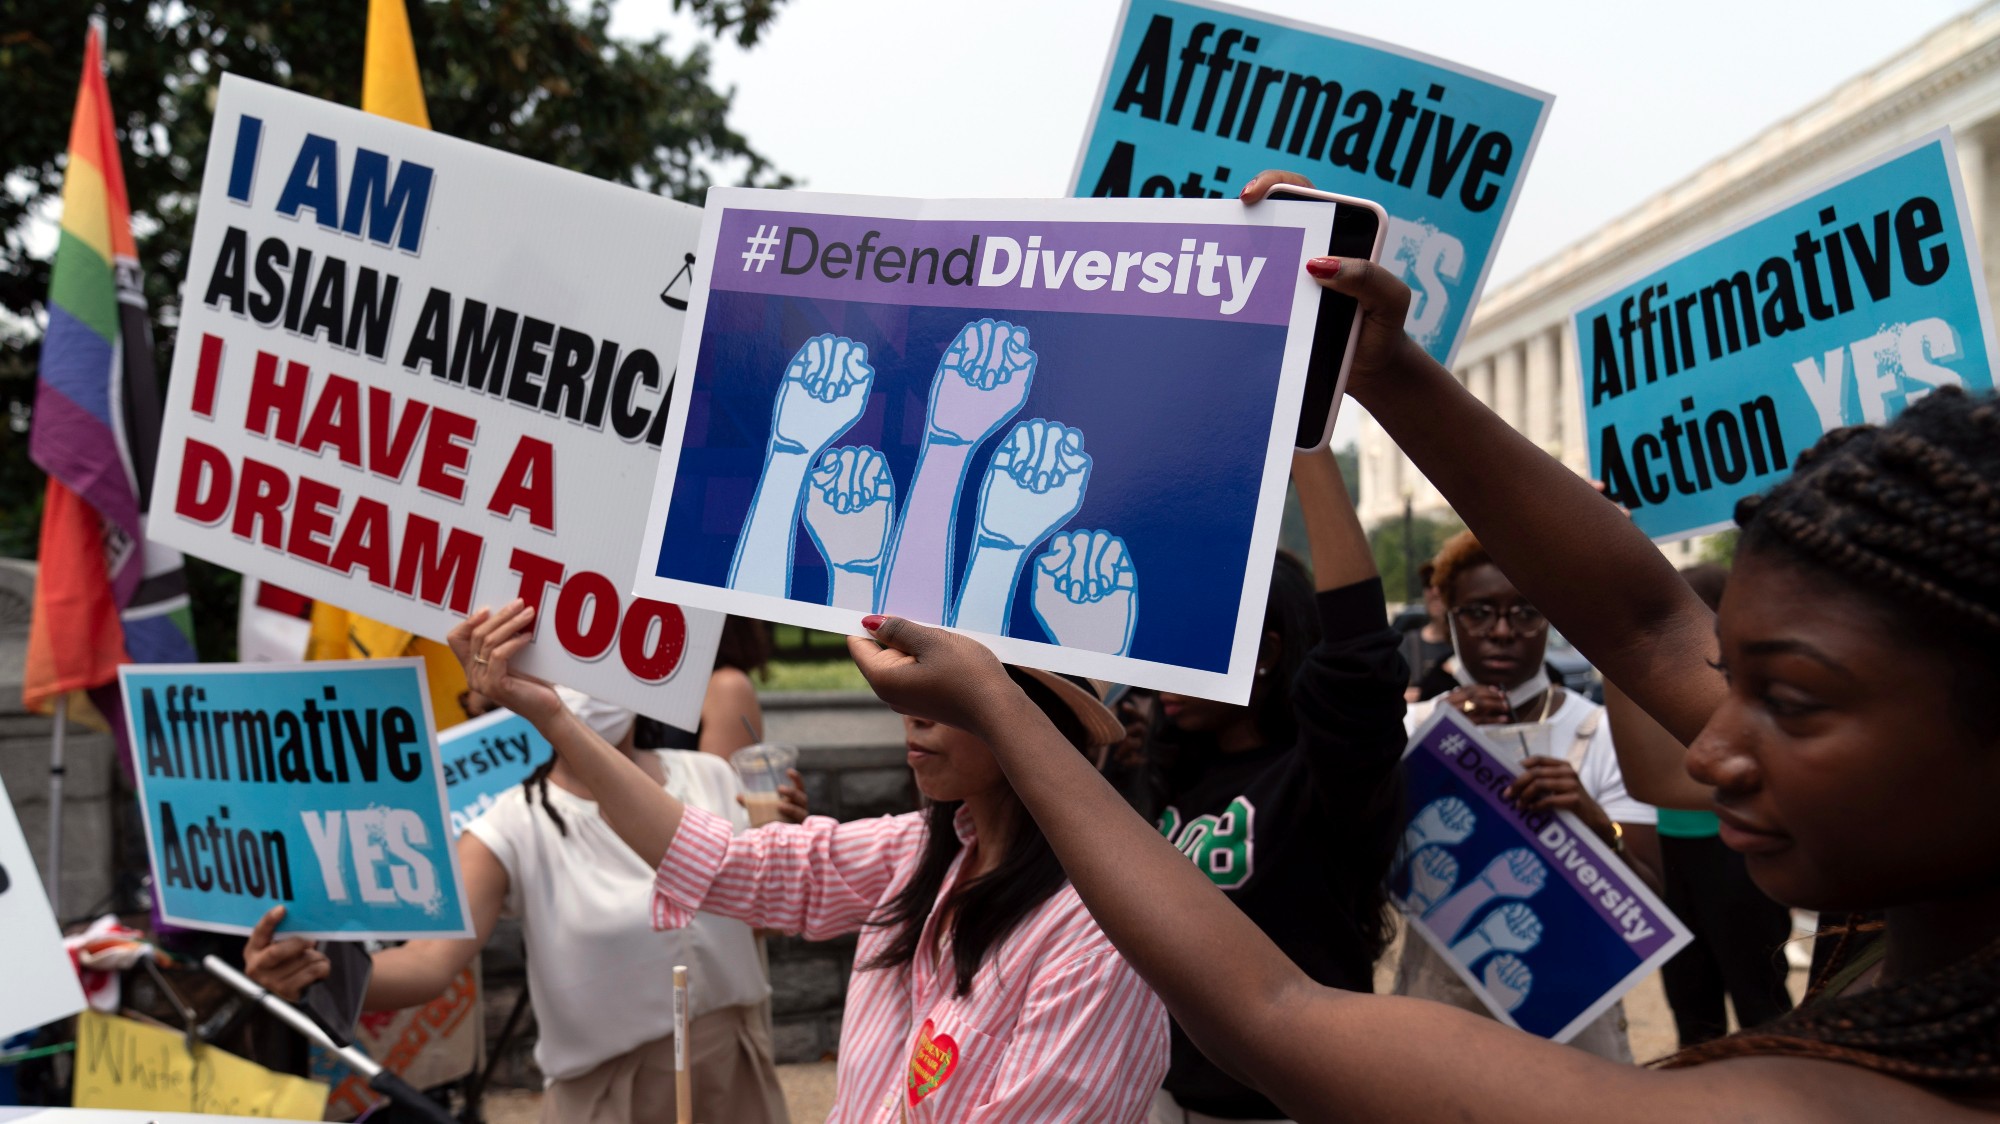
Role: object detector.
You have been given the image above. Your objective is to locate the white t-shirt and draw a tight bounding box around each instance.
[465,750,770,1082]
[1407,689,1655,826]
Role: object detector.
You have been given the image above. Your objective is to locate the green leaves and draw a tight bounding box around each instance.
[0,0,792,654]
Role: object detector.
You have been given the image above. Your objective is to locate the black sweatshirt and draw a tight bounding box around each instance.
[1157,578,1408,1119]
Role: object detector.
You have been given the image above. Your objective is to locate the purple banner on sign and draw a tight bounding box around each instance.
[711,208,1306,326]
[1418,720,1677,962]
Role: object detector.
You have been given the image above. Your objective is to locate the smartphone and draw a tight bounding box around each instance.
[1265,184,1387,451]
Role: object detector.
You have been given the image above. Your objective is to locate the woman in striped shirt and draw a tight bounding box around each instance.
[448,605,1167,1123]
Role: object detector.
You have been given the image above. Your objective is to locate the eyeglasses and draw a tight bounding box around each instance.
[1450,602,1548,636]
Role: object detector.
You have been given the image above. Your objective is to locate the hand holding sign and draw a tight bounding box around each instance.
[450,602,563,727]
[244,905,330,1001]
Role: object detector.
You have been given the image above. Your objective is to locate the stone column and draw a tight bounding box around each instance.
[1469,358,1496,414]
[1525,328,1559,449]
[1494,344,1525,432]
[1558,326,1587,473]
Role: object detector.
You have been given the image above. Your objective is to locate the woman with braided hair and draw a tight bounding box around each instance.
[832,169,2000,1122]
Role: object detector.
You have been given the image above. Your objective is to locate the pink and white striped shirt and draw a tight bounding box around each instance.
[653,805,1167,1122]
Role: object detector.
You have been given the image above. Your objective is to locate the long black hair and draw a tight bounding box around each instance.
[861,670,1093,997]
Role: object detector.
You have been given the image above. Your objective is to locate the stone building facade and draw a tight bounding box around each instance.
[1357,3,2000,559]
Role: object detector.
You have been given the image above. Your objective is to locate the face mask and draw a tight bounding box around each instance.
[1449,616,1552,710]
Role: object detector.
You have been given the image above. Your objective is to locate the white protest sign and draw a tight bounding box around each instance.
[150,75,722,726]
[0,774,87,1039]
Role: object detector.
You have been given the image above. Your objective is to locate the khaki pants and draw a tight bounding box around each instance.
[540,1004,790,1124]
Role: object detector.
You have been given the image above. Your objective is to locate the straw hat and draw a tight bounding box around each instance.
[1004,666,1125,750]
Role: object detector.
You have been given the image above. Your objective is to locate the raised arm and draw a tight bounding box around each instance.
[1244,172,1723,745]
[1602,679,1715,811]
[1293,446,1375,592]
[1289,448,1408,798]
[449,602,684,866]
[845,617,1941,1123]
[361,833,508,1010]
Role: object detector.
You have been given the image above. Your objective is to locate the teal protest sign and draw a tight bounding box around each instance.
[440,709,550,836]
[118,660,471,940]
[1073,0,1552,364]
[1576,132,1999,541]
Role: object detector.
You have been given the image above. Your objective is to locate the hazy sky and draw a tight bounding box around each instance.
[614,0,1976,444]
[619,0,1976,287]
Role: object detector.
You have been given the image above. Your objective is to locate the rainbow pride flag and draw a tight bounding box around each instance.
[26,24,196,717]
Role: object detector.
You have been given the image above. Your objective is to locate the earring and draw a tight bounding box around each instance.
[1256,667,1269,677]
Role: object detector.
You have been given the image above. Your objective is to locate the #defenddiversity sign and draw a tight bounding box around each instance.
[1394,709,1691,1042]
[1075,0,1552,364]
[1577,131,2000,541]
[149,76,723,726]
[120,660,470,940]
[634,189,1339,702]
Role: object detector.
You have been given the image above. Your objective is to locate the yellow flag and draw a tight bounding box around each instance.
[311,1,467,729]
[363,0,430,127]
[308,602,470,728]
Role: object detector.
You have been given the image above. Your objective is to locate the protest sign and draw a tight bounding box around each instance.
[633,189,1335,701]
[0,775,86,1040]
[1577,131,1999,541]
[147,75,723,725]
[310,965,480,1121]
[118,660,470,940]
[72,1010,329,1118]
[1074,0,1551,364]
[439,709,550,835]
[1393,708,1691,1042]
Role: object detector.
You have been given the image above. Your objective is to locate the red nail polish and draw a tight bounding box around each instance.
[861,615,886,632]
[1305,257,1340,278]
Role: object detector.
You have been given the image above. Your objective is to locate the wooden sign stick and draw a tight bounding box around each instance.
[674,964,692,1124]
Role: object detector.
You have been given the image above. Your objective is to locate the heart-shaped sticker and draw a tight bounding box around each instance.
[906,1018,960,1108]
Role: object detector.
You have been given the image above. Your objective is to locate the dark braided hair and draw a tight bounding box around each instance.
[1653,385,2000,1089]
[523,757,568,837]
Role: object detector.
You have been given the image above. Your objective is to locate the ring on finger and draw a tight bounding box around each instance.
[1461,698,1477,714]
[473,653,489,668]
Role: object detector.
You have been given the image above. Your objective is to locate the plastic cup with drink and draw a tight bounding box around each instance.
[733,743,798,828]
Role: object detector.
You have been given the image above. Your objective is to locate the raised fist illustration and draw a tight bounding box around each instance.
[926,319,1037,445]
[1401,796,1476,860]
[1399,845,1459,916]
[1031,529,1137,655]
[1450,902,1544,969]
[1424,847,1549,941]
[771,333,875,455]
[730,334,877,597]
[975,420,1091,550]
[803,446,897,610]
[1483,954,1534,1013]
